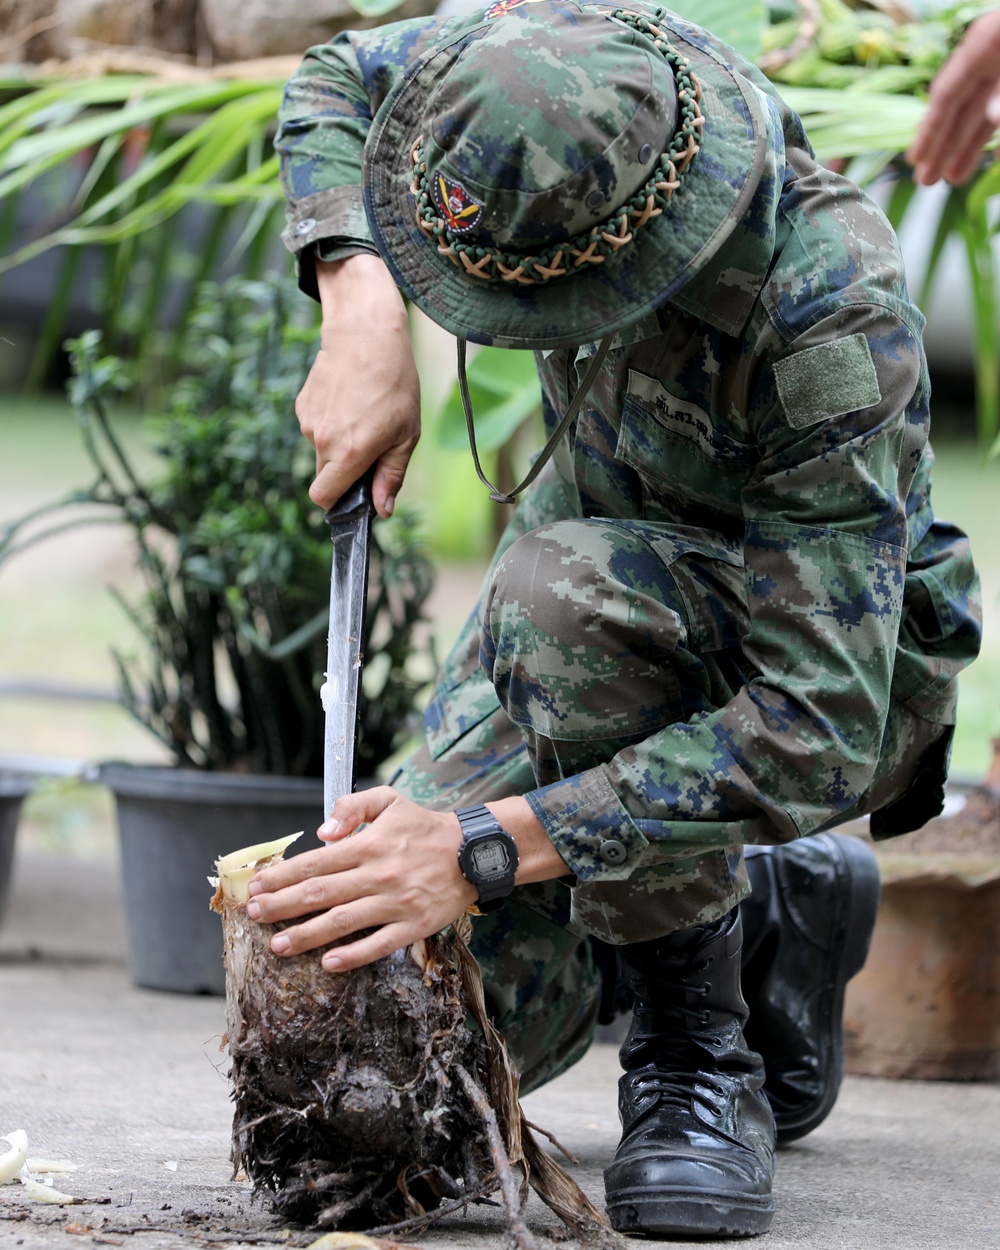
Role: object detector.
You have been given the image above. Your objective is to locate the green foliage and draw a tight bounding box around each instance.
[764,0,992,88]
[669,0,767,59]
[0,76,284,268]
[0,70,287,383]
[433,347,542,453]
[955,192,1000,457]
[0,279,435,777]
[425,348,544,555]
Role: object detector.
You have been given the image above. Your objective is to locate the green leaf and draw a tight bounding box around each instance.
[347,0,409,15]
[0,78,151,159]
[461,346,540,398]
[967,159,1000,220]
[958,203,1000,453]
[169,90,281,183]
[0,82,246,172]
[0,90,229,207]
[840,150,898,188]
[917,183,968,313]
[69,129,129,213]
[882,172,919,232]
[779,88,925,162]
[667,0,766,59]
[246,606,329,660]
[433,348,542,452]
[0,89,283,276]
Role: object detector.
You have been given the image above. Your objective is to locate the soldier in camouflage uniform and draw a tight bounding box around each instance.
[247,0,982,1237]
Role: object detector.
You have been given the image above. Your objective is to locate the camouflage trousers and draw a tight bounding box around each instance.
[393,519,945,1092]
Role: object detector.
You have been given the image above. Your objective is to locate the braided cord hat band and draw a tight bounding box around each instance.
[364,1,769,349]
[409,11,705,288]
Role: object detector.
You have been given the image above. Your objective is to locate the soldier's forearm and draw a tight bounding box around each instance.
[315,254,408,340]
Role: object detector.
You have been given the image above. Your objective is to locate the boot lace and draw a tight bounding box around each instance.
[630,955,719,1035]
[632,1065,727,1119]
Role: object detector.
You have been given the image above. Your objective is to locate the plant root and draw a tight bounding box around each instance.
[217,901,620,1248]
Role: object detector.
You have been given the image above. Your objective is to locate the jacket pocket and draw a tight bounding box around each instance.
[617,371,756,516]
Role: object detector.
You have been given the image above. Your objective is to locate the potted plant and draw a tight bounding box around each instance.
[0,767,35,929]
[843,764,1000,1081]
[0,277,434,992]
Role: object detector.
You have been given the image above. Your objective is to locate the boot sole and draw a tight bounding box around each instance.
[774,831,881,1144]
[607,1188,775,1237]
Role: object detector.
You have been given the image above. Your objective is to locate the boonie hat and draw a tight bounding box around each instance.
[363,0,768,351]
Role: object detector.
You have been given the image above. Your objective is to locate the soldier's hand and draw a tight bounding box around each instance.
[245,787,570,971]
[245,787,476,970]
[296,254,421,517]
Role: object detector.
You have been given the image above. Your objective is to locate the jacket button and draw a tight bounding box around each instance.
[294,218,317,235]
[599,839,628,865]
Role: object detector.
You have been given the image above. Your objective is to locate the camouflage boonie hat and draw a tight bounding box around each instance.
[363,0,768,349]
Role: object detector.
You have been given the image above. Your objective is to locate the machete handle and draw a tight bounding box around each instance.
[324,469,375,528]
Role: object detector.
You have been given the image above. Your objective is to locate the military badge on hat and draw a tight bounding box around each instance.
[431,174,483,234]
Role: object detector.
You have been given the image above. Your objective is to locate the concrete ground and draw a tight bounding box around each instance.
[1,840,998,1250]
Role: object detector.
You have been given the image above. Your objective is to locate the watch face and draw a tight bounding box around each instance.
[470,837,512,879]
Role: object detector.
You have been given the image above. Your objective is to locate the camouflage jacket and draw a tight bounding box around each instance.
[276,4,981,874]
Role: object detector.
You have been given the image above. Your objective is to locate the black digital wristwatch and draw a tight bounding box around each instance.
[455,804,519,913]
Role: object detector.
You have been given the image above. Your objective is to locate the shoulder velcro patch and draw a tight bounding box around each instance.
[773,332,881,429]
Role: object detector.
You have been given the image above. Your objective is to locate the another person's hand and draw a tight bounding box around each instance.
[907,7,1000,186]
[296,254,421,517]
[245,787,571,972]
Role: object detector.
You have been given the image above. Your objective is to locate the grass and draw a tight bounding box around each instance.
[2,394,997,860]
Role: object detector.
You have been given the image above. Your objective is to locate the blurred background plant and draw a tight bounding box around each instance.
[0,69,290,388]
[0,277,436,778]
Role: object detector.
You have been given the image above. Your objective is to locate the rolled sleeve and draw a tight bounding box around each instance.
[282,186,379,301]
[526,767,653,882]
[281,185,373,258]
[276,16,451,292]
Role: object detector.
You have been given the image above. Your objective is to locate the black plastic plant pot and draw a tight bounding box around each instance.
[100,763,323,995]
[0,770,35,927]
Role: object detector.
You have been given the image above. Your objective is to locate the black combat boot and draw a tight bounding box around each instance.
[603,910,776,1238]
[741,832,880,1143]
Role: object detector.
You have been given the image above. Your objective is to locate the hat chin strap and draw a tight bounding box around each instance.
[458,335,613,505]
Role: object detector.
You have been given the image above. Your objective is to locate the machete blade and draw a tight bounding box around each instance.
[322,474,374,821]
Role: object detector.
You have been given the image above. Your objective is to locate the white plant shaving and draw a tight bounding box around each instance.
[1,1129,80,1202]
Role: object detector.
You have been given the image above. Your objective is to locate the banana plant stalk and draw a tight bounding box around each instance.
[209,837,616,1246]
